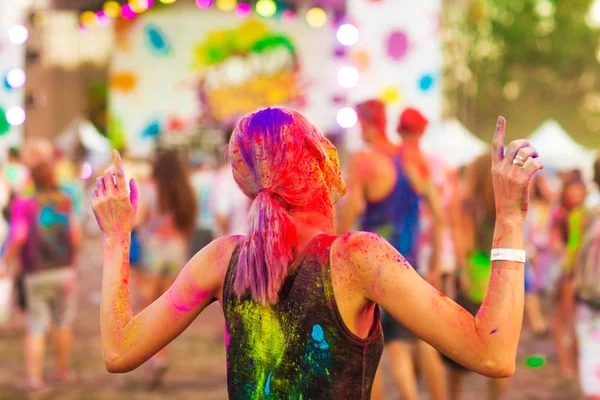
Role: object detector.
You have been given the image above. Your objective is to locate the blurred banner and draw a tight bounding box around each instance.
[109,5,337,157]
[345,0,442,150]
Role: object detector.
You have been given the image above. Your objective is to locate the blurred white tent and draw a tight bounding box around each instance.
[421,119,488,168]
[56,117,112,171]
[527,120,595,178]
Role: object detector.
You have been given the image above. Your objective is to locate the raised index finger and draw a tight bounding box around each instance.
[491,116,506,166]
[112,150,126,190]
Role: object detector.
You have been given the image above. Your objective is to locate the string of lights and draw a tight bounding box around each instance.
[3,22,28,127]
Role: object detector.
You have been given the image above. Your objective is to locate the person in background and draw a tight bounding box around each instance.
[446,153,511,400]
[0,175,10,245]
[135,149,197,388]
[522,176,552,337]
[337,100,447,400]
[0,161,81,392]
[419,152,463,299]
[122,154,151,280]
[569,156,600,400]
[189,155,216,256]
[552,174,588,378]
[3,147,32,198]
[2,147,34,315]
[54,150,84,221]
[212,128,251,237]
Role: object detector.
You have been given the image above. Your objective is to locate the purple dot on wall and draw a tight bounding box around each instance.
[334,46,346,58]
[333,95,346,104]
[386,30,409,61]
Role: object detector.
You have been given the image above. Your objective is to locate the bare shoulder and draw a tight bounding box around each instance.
[331,231,402,272]
[187,235,244,291]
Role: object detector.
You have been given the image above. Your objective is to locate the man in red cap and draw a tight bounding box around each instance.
[337,102,447,400]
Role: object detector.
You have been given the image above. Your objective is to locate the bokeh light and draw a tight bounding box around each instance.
[256,0,277,17]
[159,0,177,3]
[103,1,122,18]
[80,11,97,27]
[6,69,26,89]
[6,107,25,126]
[306,7,327,28]
[196,0,213,8]
[588,0,600,27]
[216,0,237,12]
[281,10,296,23]
[337,24,359,46]
[121,4,137,19]
[8,25,28,45]
[235,3,251,18]
[337,66,359,88]
[130,0,153,12]
[96,11,111,26]
[337,107,357,128]
[81,162,93,180]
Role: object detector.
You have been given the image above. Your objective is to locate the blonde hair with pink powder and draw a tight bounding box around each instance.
[228,107,343,305]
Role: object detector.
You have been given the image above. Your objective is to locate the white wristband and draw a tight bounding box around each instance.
[490,249,526,263]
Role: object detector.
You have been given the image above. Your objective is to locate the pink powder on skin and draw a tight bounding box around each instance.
[168,288,211,313]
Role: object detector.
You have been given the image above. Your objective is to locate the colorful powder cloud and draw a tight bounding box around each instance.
[193,19,294,68]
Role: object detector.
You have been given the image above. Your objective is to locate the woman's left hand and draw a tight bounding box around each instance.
[91,150,138,238]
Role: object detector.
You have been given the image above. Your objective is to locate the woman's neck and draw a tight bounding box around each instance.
[290,209,334,250]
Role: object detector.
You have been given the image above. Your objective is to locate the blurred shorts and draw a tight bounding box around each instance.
[142,236,188,279]
[24,268,77,334]
[442,293,481,372]
[380,307,417,342]
[576,303,600,396]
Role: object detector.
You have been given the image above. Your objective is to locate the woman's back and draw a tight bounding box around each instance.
[223,234,383,399]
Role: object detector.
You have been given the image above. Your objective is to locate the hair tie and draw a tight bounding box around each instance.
[257,188,273,197]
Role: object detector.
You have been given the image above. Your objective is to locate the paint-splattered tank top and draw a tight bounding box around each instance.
[222,234,384,400]
[360,154,420,267]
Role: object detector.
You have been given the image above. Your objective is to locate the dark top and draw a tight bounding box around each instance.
[360,153,420,267]
[222,234,384,400]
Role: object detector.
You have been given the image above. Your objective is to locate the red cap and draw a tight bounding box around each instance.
[397,107,428,135]
[355,99,387,132]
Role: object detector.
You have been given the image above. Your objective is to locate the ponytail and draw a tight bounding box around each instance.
[233,190,299,305]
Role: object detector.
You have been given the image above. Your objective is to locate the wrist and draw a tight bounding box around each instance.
[103,232,131,245]
[495,214,524,229]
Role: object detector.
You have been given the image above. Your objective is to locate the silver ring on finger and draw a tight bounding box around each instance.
[512,157,525,167]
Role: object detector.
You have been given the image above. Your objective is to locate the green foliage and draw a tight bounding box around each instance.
[444,0,600,147]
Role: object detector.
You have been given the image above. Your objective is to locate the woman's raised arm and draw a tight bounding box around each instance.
[344,117,542,377]
[92,151,237,373]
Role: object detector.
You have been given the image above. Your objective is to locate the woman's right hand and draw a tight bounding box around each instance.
[491,117,543,223]
[91,150,139,238]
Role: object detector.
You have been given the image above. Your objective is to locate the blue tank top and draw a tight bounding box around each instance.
[360,154,420,267]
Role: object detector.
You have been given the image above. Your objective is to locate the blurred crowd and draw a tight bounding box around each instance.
[1,103,600,399]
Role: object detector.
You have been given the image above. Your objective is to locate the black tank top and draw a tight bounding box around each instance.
[222,234,384,399]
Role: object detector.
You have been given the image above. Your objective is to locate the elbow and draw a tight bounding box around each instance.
[481,357,515,378]
[103,352,133,374]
